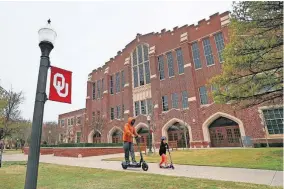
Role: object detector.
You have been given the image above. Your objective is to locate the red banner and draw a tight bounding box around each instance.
[49,66,72,104]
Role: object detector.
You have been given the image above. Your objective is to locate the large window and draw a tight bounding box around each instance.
[172,93,178,109]
[199,86,208,105]
[92,82,96,100]
[140,100,146,115]
[116,72,120,93]
[146,99,153,114]
[61,120,64,127]
[101,79,104,93]
[110,108,114,120]
[97,80,101,99]
[176,48,184,74]
[71,118,74,125]
[203,38,214,66]
[182,91,188,108]
[158,55,165,80]
[77,116,81,124]
[121,70,125,90]
[76,132,81,143]
[134,99,153,116]
[192,42,202,69]
[116,105,121,119]
[132,44,150,88]
[122,104,124,119]
[214,32,225,63]
[263,108,283,134]
[167,52,175,77]
[110,75,114,94]
[162,95,169,111]
[135,101,140,116]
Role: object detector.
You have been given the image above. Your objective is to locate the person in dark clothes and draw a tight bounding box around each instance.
[159,136,169,168]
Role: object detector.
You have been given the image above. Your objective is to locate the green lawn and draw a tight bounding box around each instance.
[103,148,283,171]
[0,161,281,189]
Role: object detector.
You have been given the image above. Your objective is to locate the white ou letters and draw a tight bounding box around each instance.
[53,73,69,97]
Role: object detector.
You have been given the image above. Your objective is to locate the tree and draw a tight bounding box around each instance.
[0,87,25,140]
[42,121,59,145]
[11,119,32,146]
[91,111,106,142]
[210,1,283,109]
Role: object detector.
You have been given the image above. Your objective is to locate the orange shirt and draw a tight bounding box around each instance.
[123,117,137,142]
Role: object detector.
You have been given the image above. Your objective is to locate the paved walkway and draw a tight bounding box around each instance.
[2,153,283,187]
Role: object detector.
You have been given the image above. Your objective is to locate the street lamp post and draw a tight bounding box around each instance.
[147,115,152,154]
[48,130,51,144]
[24,20,56,189]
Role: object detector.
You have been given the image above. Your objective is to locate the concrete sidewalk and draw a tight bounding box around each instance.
[3,153,283,187]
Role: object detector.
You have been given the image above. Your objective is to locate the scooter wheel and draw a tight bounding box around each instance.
[122,164,128,170]
[142,162,148,171]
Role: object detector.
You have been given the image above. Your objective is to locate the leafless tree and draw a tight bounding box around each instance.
[91,111,107,141]
[42,121,59,145]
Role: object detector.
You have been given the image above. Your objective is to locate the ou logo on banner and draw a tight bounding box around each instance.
[49,66,72,104]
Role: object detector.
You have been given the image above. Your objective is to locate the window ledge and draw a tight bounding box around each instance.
[206,64,215,67]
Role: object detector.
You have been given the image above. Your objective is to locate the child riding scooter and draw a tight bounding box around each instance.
[159,136,174,169]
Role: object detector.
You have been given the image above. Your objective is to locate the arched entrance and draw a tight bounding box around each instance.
[137,127,150,146]
[209,117,241,147]
[93,131,101,144]
[168,122,190,148]
[112,130,123,143]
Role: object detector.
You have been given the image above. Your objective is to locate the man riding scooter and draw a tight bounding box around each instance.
[123,117,141,165]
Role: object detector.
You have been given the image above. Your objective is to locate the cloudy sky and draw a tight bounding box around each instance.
[0,1,232,122]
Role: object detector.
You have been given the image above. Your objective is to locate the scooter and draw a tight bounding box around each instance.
[160,146,175,169]
[121,136,149,171]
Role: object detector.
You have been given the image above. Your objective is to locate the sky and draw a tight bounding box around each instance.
[0,1,232,122]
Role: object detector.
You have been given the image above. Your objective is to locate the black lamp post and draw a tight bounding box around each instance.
[24,20,57,189]
[147,115,152,154]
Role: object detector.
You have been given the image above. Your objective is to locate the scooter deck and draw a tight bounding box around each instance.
[160,165,174,169]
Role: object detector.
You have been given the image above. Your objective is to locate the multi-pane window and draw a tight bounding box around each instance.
[182,91,189,109]
[76,132,81,143]
[203,38,214,66]
[61,120,64,127]
[192,42,202,69]
[263,108,283,134]
[167,52,175,77]
[110,108,114,120]
[92,82,96,100]
[214,32,225,63]
[146,99,153,114]
[199,86,208,105]
[162,95,169,111]
[140,100,146,115]
[132,44,150,88]
[71,118,74,125]
[110,75,114,94]
[77,116,81,124]
[122,104,124,119]
[116,105,121,119]
[101,78,104,93]
[176,48,185,74]
[68,119,70,126]
[172,93,178,109]
[121,70,125,90]
[116,72,120,93]
[158,55,165,80]
[133,67,138,88]
[135,101,140,116]
[97,80,101,98]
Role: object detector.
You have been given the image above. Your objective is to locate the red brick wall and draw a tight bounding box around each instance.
[24,147,54,155]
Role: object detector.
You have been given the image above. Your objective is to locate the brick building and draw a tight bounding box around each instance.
[59,11,283,148]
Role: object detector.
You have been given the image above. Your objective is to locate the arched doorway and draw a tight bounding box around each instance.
[93,131,101,143]
[112,130,123,143]
[167,122,190,148]
[209,117,241,147]
[137,128,150,146]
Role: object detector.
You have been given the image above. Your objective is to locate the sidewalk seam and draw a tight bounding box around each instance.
[269,171,277,186]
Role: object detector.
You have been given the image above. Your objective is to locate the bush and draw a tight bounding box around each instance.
[254,143,283,148]
[40,143,123,148]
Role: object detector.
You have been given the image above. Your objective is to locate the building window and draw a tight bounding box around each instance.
[61,120,65,127]
[199,86,208,105]
[263,108,283,134]
[167,52,175,77]
[182,91,188,109]
[140,100,146,115]
[110,75,114,94]
[176,48,184,74]
[146,99,153,115]
[192,42,202,69]
[162,95,169,111]
[203,38,214,66]
[172,93,178,109]
[101,78,104,93]
[122,104,124,119]
[68,119,70,126]
[76,132,81,143]
[97,80,101,99]
[214,32,225,63]
[121,70,125,90]
[71,118,74,125]
[116,72,120,93]
[135,101,140,116]
[92,82,96,100]
[158,55,165,80]
[110,108,114,120]
[77,116,81,124]
[132,44,150,88]
[116,106,121,119]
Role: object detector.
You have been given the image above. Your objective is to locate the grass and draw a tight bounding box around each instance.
[0,161,281,189]
[2,149,23,154]
[103,148,283,171]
